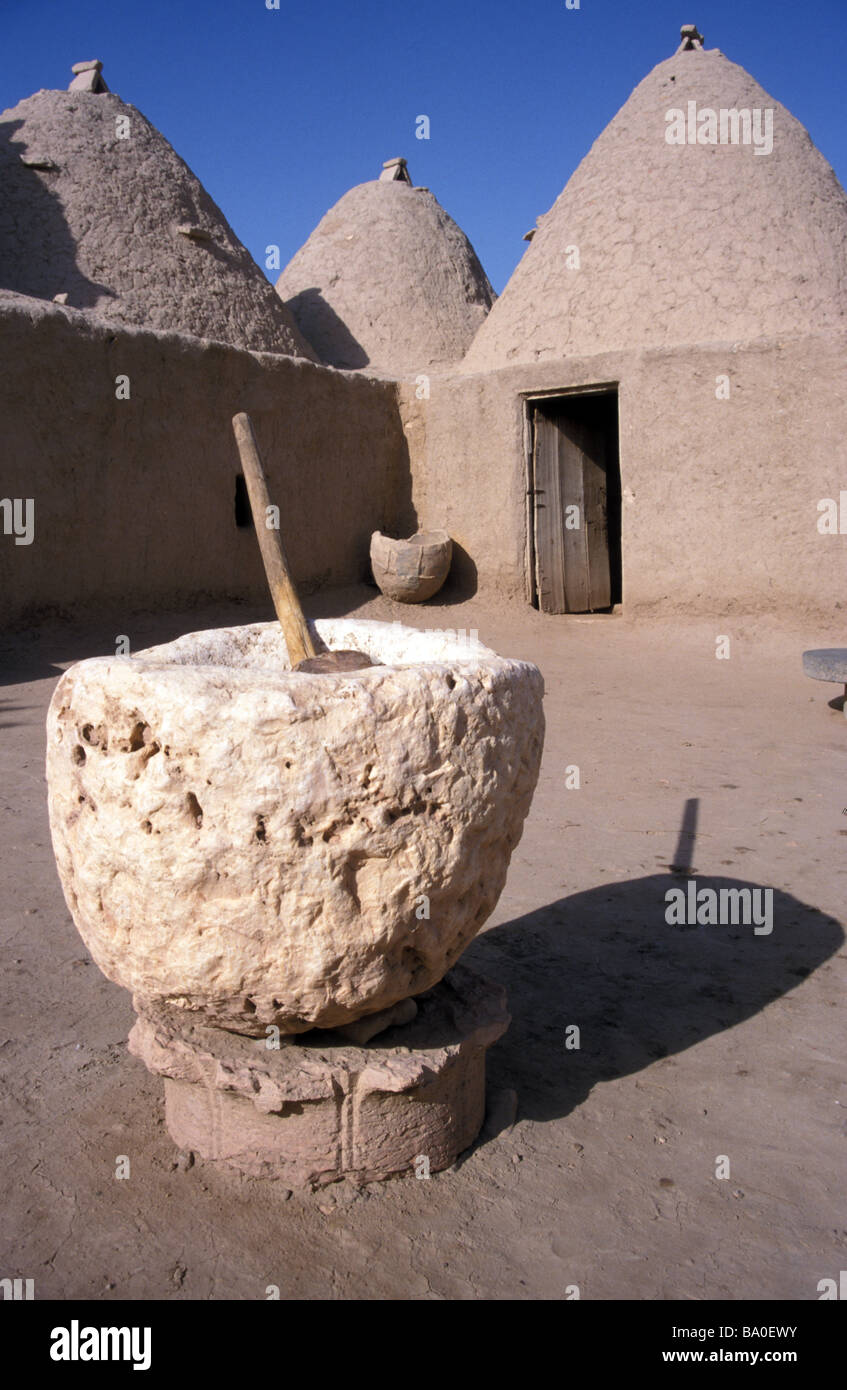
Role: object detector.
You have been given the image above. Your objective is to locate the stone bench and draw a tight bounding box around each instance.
[802,648,847,716]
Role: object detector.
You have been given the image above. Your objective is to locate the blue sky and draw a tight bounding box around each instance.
[4,0,846,293]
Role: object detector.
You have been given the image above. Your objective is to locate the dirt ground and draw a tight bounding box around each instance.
[1,588,845,1301]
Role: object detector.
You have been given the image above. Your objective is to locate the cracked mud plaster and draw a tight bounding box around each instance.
[0,90,316,357]
[463,48,847,368]
[277,178,495,373]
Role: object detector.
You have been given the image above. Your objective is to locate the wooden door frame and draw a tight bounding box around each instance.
[522,383,620,609]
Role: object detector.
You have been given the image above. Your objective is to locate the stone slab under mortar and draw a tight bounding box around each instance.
[46,618,544,1036]
[128,964,509,1184]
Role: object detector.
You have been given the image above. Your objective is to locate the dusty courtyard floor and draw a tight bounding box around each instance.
[1,589,845,1301]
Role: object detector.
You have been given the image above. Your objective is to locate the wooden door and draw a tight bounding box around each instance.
[532,406,611,613]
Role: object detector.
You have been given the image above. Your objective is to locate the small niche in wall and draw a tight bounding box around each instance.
[234,474,253,529]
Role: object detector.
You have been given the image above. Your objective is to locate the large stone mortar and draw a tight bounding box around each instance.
[46,619,544,1036]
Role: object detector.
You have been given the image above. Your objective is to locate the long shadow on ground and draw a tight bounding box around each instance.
[464,872,843,1124]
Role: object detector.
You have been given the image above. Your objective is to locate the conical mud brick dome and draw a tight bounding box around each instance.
[0,71,317,357]
[463,31,847,369]
[277,159,495,373]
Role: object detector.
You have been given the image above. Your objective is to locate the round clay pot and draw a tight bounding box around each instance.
[370,529,452,602]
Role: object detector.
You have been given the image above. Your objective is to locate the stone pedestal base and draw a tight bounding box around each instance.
[128,964,509,1185]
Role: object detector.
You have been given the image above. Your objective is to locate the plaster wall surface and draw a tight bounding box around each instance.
[464,49,847,370]
[277,180,495,374]
[0,90,315,359]
[0,294,410,627]
[400,333,847,618]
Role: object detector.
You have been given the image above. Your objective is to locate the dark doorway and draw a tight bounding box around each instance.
[527,389,621,613]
